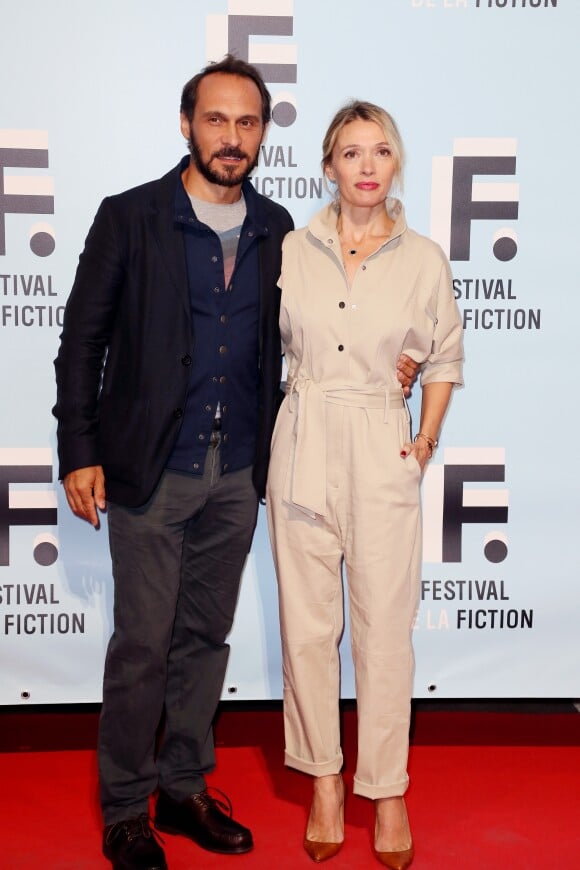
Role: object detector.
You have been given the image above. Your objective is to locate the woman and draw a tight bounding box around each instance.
[266,101,463,869]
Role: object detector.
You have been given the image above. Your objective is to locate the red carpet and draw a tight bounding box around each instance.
[1,703,578,868]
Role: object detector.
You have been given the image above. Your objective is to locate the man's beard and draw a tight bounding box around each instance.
[188,131,259,188]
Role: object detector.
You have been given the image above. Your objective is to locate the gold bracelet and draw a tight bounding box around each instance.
[414,432,438,456]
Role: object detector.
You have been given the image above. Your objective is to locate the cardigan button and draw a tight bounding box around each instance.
[338,344,344,352]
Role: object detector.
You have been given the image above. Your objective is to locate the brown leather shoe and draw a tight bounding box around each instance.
[103,814,167,869]
[373,842,414,869]
[303,837,344,862]
[303,773,345,862]
[155,788,253,854]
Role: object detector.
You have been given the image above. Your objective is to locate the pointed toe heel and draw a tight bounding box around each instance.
[373,842,414,869]
[304,837,344,863]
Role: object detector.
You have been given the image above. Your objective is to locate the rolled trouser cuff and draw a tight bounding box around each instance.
[284,750,343,777]
[353,774,409,800]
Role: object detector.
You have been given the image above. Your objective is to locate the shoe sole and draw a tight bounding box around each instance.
[154,821,253,855]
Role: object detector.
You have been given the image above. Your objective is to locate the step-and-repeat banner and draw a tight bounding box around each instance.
[1,0,577,704]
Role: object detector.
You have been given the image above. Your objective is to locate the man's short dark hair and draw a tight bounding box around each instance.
[181,54,272,126]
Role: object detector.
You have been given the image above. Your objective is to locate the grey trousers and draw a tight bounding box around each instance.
[98,444,258,824]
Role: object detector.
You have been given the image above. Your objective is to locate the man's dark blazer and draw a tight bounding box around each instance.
[53,162,294,506]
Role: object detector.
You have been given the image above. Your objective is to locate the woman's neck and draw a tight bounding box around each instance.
[337,203,394,247]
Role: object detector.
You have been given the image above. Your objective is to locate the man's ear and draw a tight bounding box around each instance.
[179,112,190,140]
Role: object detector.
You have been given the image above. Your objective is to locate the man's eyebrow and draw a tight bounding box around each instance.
[201,110,261,121]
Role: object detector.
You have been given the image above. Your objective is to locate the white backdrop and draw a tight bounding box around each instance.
[1,0,577,704]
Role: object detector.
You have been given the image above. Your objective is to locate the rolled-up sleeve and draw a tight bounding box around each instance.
[421,257,464,387]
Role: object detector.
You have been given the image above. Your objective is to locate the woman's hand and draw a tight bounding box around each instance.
[396,354,419,397]
[400,438,432,471]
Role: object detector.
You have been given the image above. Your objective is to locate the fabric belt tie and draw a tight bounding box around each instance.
[284,376,406,518]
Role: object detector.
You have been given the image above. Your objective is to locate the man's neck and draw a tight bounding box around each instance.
[181,162,243,205]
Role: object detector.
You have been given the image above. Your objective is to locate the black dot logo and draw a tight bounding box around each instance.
[29,223,55,257]
[493,229,517,262]
[272,93,297,128]
[30,230,55,257]
[33,534,59,566]
[483,532,508,563]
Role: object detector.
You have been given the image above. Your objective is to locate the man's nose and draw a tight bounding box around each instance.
[221,122,242,146]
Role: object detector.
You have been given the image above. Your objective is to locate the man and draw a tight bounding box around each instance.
[54,56,418,870]
[54,55,292,870]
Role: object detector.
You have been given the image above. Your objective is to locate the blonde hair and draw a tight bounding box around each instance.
[322,100,405,193]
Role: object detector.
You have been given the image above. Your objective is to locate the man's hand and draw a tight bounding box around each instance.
[63,465,106,528]
[396,354,420,397]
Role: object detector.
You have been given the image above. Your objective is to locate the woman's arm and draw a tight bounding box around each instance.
[401,381,453,470]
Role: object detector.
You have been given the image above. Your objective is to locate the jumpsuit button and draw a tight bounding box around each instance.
[193,462,200,470]
[211,255,218,263]
[220,314,227,324]
[181,354,192,366]
[205,404,212,412]
[219,345,227,355]
[338,301,345,309]
[222,404,227,413]
[219,376,227,384]
[198,433,205,441]
[223,463,229,471]
[338,344,344,352]
[213,286,220,294]
[223,433,229,443]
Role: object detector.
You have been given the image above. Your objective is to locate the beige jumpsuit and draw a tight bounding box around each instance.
[267,199,463,799]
